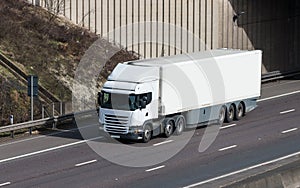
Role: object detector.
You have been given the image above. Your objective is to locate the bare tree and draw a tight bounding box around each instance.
[44,0,65,15]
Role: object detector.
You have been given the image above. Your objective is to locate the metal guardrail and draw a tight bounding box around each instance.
[0,117,53,133]
[262,70,300,83]
[0,109,96,138]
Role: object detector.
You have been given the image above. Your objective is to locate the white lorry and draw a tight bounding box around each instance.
[98,49,262,142]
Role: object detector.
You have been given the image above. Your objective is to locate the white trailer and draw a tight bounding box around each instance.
[99,49,262,142]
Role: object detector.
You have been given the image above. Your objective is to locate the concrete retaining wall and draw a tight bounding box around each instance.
[29,0,300,74]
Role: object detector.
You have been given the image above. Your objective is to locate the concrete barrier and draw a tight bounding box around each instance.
[223,160,300,188]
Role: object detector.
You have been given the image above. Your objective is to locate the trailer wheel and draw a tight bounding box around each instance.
[174,115,185,135]
[225,104,235,123]
[164,119,174,138]
[219,106,226,125]
[234,102,244,120]
[142,124,152,143]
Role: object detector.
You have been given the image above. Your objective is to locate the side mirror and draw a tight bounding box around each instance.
[139,99,147,110]
[142,96,147,102]
[97,92,102,105]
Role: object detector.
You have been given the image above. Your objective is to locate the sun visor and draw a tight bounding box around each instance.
[103,81,137,92]
[108,63,159,83]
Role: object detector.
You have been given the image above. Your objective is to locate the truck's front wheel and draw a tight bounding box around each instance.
[142,124,152,143]
[164,119,175,138]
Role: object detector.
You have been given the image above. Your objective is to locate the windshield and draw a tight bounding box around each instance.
[100,91,152,111]
[101,92,138,111]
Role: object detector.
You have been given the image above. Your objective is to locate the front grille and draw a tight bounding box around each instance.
[104,114,129,134]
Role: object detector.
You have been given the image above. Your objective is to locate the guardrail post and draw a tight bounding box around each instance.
[11,131,14,138]
[9,115,13,125]
[42,105,45,119]
[29,127,32,135]
[52,103,55,117]
[31,88,33,121]
[52,117,58,129]
[60,101,63,115]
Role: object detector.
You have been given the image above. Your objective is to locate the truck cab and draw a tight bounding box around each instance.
[99,63,160,142]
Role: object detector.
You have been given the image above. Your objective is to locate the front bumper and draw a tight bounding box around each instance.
[100,125,144,140]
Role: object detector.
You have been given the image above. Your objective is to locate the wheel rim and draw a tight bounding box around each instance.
[229,107,234,119]
[144,127,151,140]
[219,108,225,123]
[238,105,243,117]
[166,123,173,134]
[177,118,184,132]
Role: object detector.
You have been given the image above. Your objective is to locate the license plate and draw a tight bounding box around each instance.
[111,135,120,139]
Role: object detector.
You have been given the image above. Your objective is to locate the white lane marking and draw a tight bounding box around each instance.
[145,165,165,172]
[183,150,300,188]
[280,109,296,114]
[220,124,236,130]
[0,123,99,148]
[153,140,174,146]
[218,145,237,152]
[0,136,103,164]
[281,128,298,134]
[258,90,300,102]
[0,182,11,187]
[75,159,97,167]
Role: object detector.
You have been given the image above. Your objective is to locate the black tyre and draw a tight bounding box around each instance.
[225,104,235,123]
[164,119,175,138]
[219,106,226,125]
[174,115,185,135]
[234,102,244,120]
[142,124,152,143]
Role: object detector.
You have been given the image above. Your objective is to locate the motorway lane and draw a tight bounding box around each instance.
[4,96,300,188]
[0,79,300,187]
[122,97,300,188]
[0,114,101,160]
[1,79,300,158]
[125,132,300,188]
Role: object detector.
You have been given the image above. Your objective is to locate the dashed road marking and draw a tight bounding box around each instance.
[145,165,165,172]
[153,140,174,146]
[220,124,236,130]
[280,109,295,114]
[281,128,298,134]
[218,145,237,152]
[0,182,11,187]
[75,159,97,167]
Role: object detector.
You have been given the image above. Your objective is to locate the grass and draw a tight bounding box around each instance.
[0,0,137,126]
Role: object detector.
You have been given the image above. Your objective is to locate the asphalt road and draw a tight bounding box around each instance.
[1,78,300,188]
